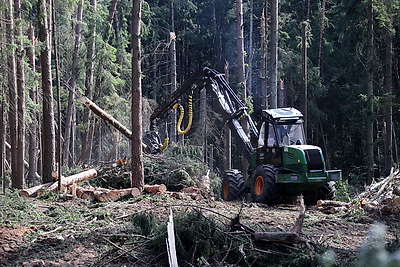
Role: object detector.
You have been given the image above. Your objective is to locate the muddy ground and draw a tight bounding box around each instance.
[1,192,399,266]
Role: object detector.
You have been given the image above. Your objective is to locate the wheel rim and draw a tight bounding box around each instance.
[222,181,229,200]
[254,176,264,196]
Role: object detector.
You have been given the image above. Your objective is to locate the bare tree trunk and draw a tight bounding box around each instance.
[199,85,207,162]
[270,0,279,109]
[236,0,249,179]
[108,0,118,24]
[247,0,253,96]
[14,0,26,188]
[64,0,84,167]
[27,23,39,186]
[318,0,326,73]
[301,21,308,138]
[366,2,374,184]
[278,79,285,107]
[260,8,268,110]
[169,0,177,144]
[38,0,56,183]
[384,26,393,175]
[131,0,144,191]
[6,0,19,188]
[224,62,232,170]
[0,9,5,191]
[80,0,97,165]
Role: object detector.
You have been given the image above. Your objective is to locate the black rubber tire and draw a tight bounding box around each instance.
[316,181,336,200]
[305,181,336,205]
[221,169,245,201]
[250,165,281,205]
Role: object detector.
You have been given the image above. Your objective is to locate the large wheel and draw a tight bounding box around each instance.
[316,181,336,200]
[250,165,281,205]
[221,169,245,201]
[305,181,336,205]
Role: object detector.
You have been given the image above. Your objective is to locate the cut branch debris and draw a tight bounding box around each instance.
[317,169,400,215]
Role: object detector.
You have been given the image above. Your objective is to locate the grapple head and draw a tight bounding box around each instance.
[143,130,162,154]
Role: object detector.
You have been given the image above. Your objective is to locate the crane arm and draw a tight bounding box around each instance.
[145,67,258,161]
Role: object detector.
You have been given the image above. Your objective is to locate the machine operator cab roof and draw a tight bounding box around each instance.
[262,107,303,122]
[259,108,306,148]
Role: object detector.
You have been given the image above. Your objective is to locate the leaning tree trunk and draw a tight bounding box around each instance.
[27,22,39,186]
[131,0,144,191]
[64,0,84,167]
[38,0,56,183]
[6,0,19,188]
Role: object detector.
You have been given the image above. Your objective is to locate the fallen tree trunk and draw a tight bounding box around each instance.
[47,168,98,191]
[144,184,167,194]
[19,182,53,197]
[254,231,309,244]
[80,96,147,150]
[75,186,141,202]
[316,200,350,208]
[20,169,98,197]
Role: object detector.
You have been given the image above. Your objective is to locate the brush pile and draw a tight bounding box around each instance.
[317,169,400,214]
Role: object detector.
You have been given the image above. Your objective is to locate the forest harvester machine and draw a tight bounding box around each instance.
[144,67,341,204]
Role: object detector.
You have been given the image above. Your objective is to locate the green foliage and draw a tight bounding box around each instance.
[335,180,351,202]
[128,210,315,266]
[131,213,158,237]
[0,191,37,226]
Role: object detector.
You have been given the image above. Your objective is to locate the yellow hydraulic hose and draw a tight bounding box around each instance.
[160,137,169,151]
[172,92,193,135]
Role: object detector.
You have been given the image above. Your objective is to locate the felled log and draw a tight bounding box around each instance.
[372,170,400,201]
[80,96,147,150]
[254,231,309,244]
[75,187,141,202]
[317,200,350,208]
[95,188,140,202]
[20,169,97,197]
[19,182,53,197]
[144,184,167,194]
[47,169,98,191]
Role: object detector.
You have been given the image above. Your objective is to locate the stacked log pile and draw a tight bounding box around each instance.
[19,157,212,202]
[317,169,400,214]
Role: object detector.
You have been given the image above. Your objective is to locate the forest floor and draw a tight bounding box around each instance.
[1,190,400,266]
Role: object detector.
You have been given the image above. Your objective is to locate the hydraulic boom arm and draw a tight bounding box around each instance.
[147,67,258,161]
